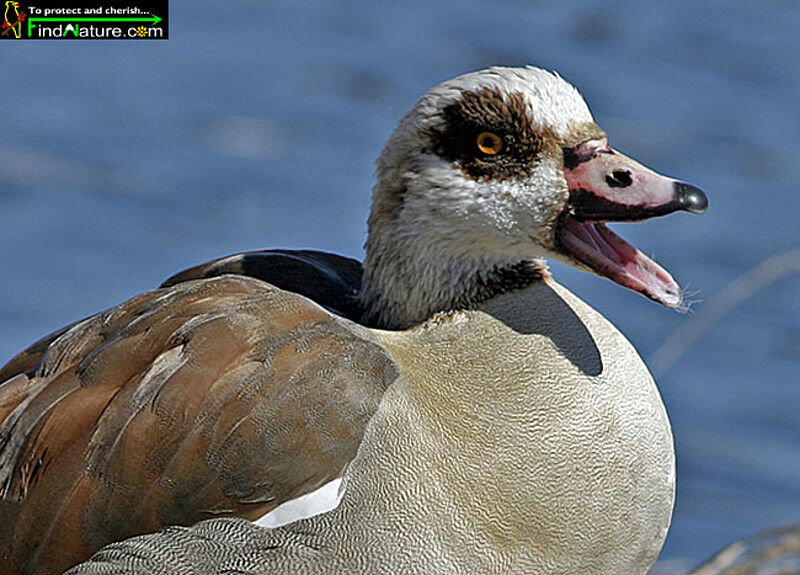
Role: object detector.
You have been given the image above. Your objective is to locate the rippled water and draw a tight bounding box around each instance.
[1,1,799,569]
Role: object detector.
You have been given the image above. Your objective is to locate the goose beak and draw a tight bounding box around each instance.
[556,143,708,308]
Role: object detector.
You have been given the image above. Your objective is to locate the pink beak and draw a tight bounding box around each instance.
[563,142,707,222]
[555,139,708,309]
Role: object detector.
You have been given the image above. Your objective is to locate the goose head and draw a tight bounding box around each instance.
[362,66,707,329]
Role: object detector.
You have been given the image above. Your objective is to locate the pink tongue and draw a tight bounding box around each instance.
[559,218,683,308]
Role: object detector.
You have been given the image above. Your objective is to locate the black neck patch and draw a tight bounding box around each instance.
[362,259,548,329]
[468,260,548,308]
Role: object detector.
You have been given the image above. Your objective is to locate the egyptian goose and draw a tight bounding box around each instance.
[0,66,706,574]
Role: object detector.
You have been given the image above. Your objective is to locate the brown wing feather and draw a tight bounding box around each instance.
[0,275,396,575]
[0,322,76,388]
[161,249,365,321]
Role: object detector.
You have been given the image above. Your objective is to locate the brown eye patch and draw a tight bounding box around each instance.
[430,88,554,181]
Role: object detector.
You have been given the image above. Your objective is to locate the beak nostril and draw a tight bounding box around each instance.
[606,169,633,188]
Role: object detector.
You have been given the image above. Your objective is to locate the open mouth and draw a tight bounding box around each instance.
[556,215,683,308]
[558,139,708,308]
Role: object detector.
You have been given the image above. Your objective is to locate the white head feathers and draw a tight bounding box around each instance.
[361,66,597,329]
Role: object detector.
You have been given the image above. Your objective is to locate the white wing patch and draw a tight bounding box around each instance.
[255,478,343,528]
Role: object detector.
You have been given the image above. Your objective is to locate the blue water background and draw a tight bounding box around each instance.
[1,1,799,569]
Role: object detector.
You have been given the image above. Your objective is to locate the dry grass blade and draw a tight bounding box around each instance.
[649,247,800,378]
[687,523,800,575]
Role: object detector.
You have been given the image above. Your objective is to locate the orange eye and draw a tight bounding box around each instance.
[476,132,503,155]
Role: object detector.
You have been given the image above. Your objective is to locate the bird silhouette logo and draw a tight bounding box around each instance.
[1,1,24,38]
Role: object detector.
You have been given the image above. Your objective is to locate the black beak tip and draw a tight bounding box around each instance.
[674,181,709,214]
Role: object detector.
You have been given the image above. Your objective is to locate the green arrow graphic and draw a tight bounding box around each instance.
[27,13,161,36]
[62,23,77,37]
